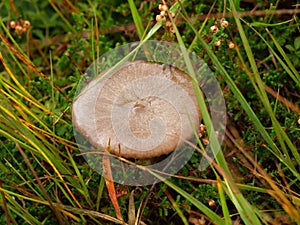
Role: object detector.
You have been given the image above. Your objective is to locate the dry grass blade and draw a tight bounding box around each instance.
[128,190,135,225]
[0,34,72,102]
[0,181,11,225]
[102,141,124,223]
[0,52,31,99]
[55,204,128,224]
[226,127,300,223]
[15,143,65,224]
[264,85,300,114]
[164,189,189,225]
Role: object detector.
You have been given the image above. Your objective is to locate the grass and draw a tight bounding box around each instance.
[0,0,300,224]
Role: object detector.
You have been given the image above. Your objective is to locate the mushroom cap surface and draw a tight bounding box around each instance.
[72,61,200,159]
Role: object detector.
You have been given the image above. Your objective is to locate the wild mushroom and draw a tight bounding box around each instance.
[72,60,200,159]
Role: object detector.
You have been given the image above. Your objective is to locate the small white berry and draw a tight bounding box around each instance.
[23,20,31,29]
[166,20,172,27]
[156,14,163,22]
[203,138,210,145]
[210,25,219,33]
[220,20,229,28]
[15,25,23,35]
[213,40,222,46]
[170,26,175,33]
[161,4,169,11]
[208,199,216,207]
[228,41,235,49]
[200,124,206,132]
[158,4,163,11]
[10,21,16,29]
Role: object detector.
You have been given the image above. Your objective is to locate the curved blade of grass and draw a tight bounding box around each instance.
[96,176,105,213]
[265,28,300,86]
[180,0,296,182]
[128,0,145,39]
[169,9,227,174]
[164,189,189,225]
[243,24,300,169]
[128,190,135,225]
[169,7,262,224]
[56,205,128,224]
[250,19,294,27]
[66,149,93,207]
[234,137,300,223]
[48,0,75,32]
[16,143,66,224]
[228,0,300,175]
[6,196,42,225]
[0,187,126,224]
[149,170,224,224]
[1,79,51,115]
[1,88,52,133]
[0,98,83,208]
[216,177,231,225]
[0,52,32,99]
[2,154,43,199]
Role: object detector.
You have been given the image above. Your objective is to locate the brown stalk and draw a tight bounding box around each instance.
[264,85,300,115]
[191,8,300,21]
[15,143,66,225]
[0,181,11,225]
[9,0,18,16]
[225,128,300,223]
[13,9,300,50]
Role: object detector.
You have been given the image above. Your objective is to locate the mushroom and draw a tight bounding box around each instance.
[72,60,200,159]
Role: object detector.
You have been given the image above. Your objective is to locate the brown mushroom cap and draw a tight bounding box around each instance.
[72,61,200,159]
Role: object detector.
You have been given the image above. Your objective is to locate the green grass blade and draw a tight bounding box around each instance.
[165,190,189,225]
[216,177,231,225]
[228,0,300,176]
[128,0,145,39]
[266,28,300,86]
[66,149,93,207]
[149,171,225,225]
[170,6,262,224]
[96,176,105,212]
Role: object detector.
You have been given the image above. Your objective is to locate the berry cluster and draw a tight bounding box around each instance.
[198,124,209,145]
[210,19,235,49]
[198,123,220,146]
[155,3,176,33]
[9,20,31,35]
